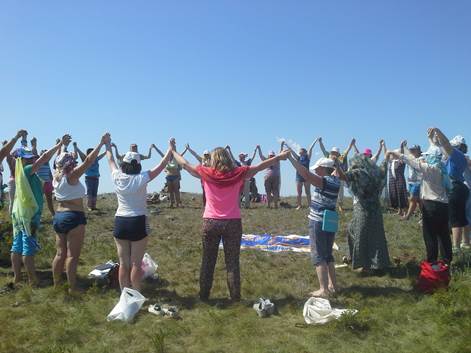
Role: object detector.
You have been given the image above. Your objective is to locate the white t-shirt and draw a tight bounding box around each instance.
[112,170,150,217]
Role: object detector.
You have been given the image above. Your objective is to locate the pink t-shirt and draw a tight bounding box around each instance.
[202,178,244,219]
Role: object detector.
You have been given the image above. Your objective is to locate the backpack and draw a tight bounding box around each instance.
[416,260,450,294]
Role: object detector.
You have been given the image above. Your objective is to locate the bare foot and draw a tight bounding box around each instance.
[328,286,337,294]
[296,206,302,210]
[309,289,330,298]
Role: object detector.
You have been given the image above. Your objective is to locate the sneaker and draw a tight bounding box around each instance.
[253,298,275,318]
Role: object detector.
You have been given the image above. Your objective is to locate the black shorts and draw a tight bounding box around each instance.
[448,181,469,228]
[53,211,87,234]
[114,215,149,241]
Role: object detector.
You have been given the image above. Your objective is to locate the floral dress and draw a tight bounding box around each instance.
[346,155,391,270]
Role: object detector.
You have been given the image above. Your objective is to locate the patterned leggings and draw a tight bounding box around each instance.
[200,218,242,301]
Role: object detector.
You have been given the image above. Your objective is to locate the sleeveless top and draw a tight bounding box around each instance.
[53,176,86,201]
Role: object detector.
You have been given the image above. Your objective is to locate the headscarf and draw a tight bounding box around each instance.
[55,152,77,179]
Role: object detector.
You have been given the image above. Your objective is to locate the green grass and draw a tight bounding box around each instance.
[0,194,470,353]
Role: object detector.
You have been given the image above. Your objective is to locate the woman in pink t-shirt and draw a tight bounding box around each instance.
[171,145,289,301]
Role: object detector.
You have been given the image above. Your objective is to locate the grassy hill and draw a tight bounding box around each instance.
[0,194,470,353]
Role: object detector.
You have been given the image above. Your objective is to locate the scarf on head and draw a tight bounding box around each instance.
[196,165,250,186]
[55,153,77,178]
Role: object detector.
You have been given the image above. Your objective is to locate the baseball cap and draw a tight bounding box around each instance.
[364,148,373,157]
[330,147,340,154]
[450,135,466,147]
[311,157,335,170]
[13,147,35,159]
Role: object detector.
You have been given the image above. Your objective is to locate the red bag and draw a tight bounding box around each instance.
[416,260,450,294]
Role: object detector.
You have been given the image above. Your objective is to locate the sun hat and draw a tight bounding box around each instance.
[450,135,466,147]
[13,147,35,159]
[330,147,340,154]
[311,157,335,170]
[123,152,141,164]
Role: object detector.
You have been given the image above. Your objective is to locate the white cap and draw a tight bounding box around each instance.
[311,157,335,170]
[203,150,210,155]
[330,147,340,154]
[450,135,466,147]
[123,151,141,164]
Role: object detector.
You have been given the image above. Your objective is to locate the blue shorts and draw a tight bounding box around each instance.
[296,173,306,183]
[53,211,87,234]
[11,232,40,256]
[166,175,179,182]
[308,220,335,266]
[408,183,421,198]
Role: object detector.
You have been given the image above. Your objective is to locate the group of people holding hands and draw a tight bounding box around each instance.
[0,126,469,301]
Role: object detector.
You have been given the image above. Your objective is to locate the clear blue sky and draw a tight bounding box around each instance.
[1,0,470,195]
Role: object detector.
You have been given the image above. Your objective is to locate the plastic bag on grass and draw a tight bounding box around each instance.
[141,253,158,279]
[303,297,357,325]
[107,287,146,323]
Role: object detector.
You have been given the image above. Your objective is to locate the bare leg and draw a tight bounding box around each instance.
[310,263,329,297]
[52,234,67,287]
[462,226,471,247]
[304,182,311,207]
[23,255,38,286]
[115,238,131,289]
[65,225,85,292]
[130,237,148,291]
[327,262,337,293]
[11,252,22,284]
[296,182,302,209]
[45,191,55,216]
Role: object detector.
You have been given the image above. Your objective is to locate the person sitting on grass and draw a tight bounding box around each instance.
[170,145,289,302]
[52,133,109,293]
[11,133,70,287]
[106,138,172,291]
[287,154,343,297]
[73,142,106,211]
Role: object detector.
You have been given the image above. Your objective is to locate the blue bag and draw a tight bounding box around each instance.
[322,209,339,233]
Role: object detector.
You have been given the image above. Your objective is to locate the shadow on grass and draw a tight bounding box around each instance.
[340,285,415,298]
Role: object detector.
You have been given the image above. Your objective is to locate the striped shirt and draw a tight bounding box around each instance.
[37,163,52,182]
[308,175,341,222]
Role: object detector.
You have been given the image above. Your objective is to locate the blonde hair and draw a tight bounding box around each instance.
[210,147,234,173]
[202,154,211,167]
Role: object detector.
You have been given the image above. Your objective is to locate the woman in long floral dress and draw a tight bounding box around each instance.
[346,152,391,271]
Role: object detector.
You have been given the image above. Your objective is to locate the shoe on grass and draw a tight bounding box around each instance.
[253,298,275,318]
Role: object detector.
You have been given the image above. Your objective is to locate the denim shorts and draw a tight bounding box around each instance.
[53,211,87,234]
[408,183,421,198]
[114,215,149,241]
[308,220,335,266]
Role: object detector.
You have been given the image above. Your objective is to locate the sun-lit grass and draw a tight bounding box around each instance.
[0,194,470,353]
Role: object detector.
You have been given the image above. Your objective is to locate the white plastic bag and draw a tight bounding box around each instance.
[141,253,158,279]
[303,297,357,325]
[107,287,146,322]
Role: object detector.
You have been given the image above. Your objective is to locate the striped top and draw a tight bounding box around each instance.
[308,175,341,222]
[37,163,52,182]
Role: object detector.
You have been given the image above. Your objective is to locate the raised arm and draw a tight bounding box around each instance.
[343,138,356,158]
[225,145,238,164]
[111,143,123,161]
[68,133,109,181]
[171,146,199,178]
[73,142,87,162]
[285,143,300,160]
[30,137,38,156]
[105,140,118,173]
[0,130,27,162]
[308,138,318,159]
[318,137,328,157]
[31,134,71,174]
[286,153,323,188]
[152,144,165,158]
[249,146,258,163]
[257,145,266,161]
[181,145,188,156]
[140,145,153,160]
[149,141,174,181]
[246,150,290,179]
[371,140,384,163]
[352,140,360,154]
[186,144,203,163]
[430,127,454,156]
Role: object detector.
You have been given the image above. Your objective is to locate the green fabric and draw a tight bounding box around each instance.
[346,154,390,270]
[12,159,42,236]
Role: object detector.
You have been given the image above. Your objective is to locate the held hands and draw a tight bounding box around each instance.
[100,133,111,145]
[16,130,27,140]
[31,137,37,147]
[169,138,176,151]
[278,150,290,161]
[61,134,72,146]
[400,140,407,148]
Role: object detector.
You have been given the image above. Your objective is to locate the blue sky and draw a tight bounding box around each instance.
[1,0,470,195]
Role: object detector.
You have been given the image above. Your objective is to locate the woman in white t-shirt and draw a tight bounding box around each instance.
[106,139,172,291]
